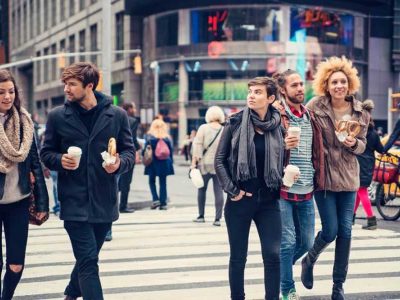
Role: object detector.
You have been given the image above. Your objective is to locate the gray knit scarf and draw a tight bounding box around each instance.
[0,106,34,174]
[237,106,283,189]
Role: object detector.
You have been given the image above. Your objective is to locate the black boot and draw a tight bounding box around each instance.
[352,214,356,225]
[301,232,330,289]
[362,216,377,230]
[331,237,351,300]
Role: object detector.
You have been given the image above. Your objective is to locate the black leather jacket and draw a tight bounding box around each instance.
[0,136,49,212]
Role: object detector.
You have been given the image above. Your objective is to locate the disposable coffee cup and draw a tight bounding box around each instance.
[283,164,300,188]
[288,126,301,139]
[67,146,82,169]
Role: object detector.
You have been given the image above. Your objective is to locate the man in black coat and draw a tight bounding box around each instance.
[40,62,135,300]
[119,102,140,213]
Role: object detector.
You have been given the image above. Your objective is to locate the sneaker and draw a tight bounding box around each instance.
[282,288,300,300]
[213,220,221,226]
[193,216,205,223]
[159,205,168,210]
[151,201,160,210]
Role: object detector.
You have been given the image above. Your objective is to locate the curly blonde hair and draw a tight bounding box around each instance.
[312,56,360,97]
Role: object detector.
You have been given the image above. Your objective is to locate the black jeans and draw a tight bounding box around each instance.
[224,190,281,300]
[0,199,30,300]
[118,166,134,210]
[64,221,112,300]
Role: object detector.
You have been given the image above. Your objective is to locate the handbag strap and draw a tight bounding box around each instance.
[202,126,222,156]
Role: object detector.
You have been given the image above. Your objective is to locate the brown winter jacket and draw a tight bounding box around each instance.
[306,96,370,192]
[274,101,325,191]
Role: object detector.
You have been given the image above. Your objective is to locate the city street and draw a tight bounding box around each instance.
[15,156,400,300]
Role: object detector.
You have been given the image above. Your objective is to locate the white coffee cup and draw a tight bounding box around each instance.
[67,146,82,169]
[288,126,301,138]
[283,164,300,188]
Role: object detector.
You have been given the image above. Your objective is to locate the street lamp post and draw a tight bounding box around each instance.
[150,61,159,117]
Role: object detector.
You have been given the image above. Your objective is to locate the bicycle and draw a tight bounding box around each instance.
[373,152,400,221]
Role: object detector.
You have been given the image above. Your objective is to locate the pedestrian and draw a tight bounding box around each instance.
[0,69,49,300]
[40,62,135,300]
[215,77,284,300]
[383,116,400,152]
[354,99,383,230]
[188,129,197,161]
[181,135,191,161]
[119,102,140,213]
[191,106,225,226]
[273,69,324,300]
[302,56,369,300]
[144,119,174,210]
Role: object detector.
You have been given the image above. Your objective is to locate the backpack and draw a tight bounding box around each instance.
[142,144,153,166]
[155,139,170,160]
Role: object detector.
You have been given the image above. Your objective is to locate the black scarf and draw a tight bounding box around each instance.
[237,106,284,189]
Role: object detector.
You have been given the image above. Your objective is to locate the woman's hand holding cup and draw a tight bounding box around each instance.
[285,127,301,149]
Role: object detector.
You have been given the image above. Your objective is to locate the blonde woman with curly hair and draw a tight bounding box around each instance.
[144,119,174,210]
[302,56,369,300]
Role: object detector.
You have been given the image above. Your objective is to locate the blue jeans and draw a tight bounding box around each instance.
[314,191,356,242]
[50,171,59,213]
[279,199,315,295]
[149,175,167,206]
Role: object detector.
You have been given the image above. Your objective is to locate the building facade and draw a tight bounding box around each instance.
[4,0,396,146]
[125,0,394,145]
[8,0,141,121]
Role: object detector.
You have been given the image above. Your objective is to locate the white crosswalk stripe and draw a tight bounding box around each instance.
[12,207,400,300]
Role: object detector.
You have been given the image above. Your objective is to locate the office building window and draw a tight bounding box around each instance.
[36,51,41,85]
[70,0,75,17]
[43,47,49,83]
[51,1,57,26]
[36,0,41,34]
[115,12,124,61]
[60,0,65,21]
[60,39,66,52]
[23,3,27,42]
[44,0,48,30]
[156,13,178,47]
[51,44,57,80]
[79,29,86,61]
[90,24,98,64]
[29,0,34,38]
[17,7,21,46]
[69,34,75,65]
[80,0,85,11]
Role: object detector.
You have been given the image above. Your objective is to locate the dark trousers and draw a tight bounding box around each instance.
[0,199,29,300]
[118,166,134,210]
[224,192,281,300]
[197,174,224,220]
[64,221,112,300]
[149,175,167,206]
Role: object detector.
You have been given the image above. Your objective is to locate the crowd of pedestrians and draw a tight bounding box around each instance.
[0,55,393,300]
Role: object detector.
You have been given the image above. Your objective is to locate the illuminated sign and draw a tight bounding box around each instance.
[207,10,228,37]
[299,9,339,28]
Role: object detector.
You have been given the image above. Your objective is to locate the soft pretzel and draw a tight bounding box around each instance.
[108,138,117,157]
[347,121,361,137]
[335,120,348,133]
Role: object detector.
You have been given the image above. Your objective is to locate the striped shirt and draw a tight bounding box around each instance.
[282,103,315,199]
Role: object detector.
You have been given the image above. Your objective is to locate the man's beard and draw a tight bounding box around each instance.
[69,94,85,103]
[286,94,304,104]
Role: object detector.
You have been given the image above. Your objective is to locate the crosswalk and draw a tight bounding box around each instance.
[14,206,400,300]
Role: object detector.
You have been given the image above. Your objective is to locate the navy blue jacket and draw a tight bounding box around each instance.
[144,136,174,177]
[0,136,49,211]
[40,92,135,222]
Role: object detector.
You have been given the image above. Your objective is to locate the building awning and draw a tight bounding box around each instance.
[124,0,391,16]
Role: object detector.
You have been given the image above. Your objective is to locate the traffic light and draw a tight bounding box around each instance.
[133,55,142,74]
[58,52,66,69]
